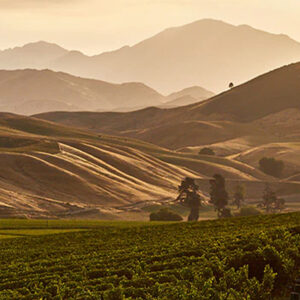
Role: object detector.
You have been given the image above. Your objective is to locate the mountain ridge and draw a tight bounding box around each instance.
[0,69,165,115]
[1,19,300,93]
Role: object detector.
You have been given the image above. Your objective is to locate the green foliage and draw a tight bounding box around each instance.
[150,208,183,221]
[259,157,284,178]
[199,147,215,156]
[239,206,262,216]
[176,177,202,221]
[0,213,299,299]
[209,174,229,217]
[233,183,246,209]
[260,184,285,213]
[221,207,232,218]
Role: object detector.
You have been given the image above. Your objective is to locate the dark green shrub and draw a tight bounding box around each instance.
[199,147,215,156]
[239,206,262,216]
[220,207,232,218]
[259,157,284,178]
[150,208,183,221]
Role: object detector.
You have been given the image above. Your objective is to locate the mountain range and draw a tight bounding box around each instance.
[0,69,214,115]
[1,19,300,93]
[0,69,165,115]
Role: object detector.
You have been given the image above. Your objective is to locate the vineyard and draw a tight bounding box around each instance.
[0,213,299,299]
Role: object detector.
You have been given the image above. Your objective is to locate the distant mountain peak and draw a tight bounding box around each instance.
[4,40,67,52]
[0,69,165,115]
[25,40,61,47]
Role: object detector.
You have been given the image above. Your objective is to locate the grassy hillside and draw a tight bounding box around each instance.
[0,114,197,219]
[1,113,300,219]
[231,142,300,179]
[34,63,300,152]
[194,62,300,121]
[0,213,299,299]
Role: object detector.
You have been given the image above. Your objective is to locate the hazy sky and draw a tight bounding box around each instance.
[0,0,299,55]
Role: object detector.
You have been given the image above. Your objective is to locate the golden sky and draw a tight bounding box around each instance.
[1,0,299,54]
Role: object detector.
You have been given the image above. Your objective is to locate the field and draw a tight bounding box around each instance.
[0,213,299,299]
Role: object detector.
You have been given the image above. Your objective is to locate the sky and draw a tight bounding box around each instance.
[0,0,300,55]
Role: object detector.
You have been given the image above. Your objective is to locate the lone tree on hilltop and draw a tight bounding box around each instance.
[176,177,202,221]
[199,147,215,156]
[229,82,234,89]
[233,183,245,209]
[259,157,284,178]
[209,174,230,218]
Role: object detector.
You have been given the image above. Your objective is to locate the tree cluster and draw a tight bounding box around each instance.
[199,147,215,156]
[259,157,284,178]
[259,184,285,213]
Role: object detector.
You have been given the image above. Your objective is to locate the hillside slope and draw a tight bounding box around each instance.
[0,69,164,115]
[192,62,300,121]
[35,62,300,150]
[0,114,204,218]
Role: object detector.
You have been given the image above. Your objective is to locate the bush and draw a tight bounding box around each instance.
[220,207,232,218]
[259,157,284,178]
[199,147,215,156]
[150,208,183,221]
[239,206,262,216]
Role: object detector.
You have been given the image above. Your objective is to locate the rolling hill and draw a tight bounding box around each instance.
[0,113,199,218]
[35,62,300,151]
[230,142,300,179]
[191,62,300,122]
[33,62,300,197]
[0,69,165,115]
[2,112,297,219]
[1,19,300,93]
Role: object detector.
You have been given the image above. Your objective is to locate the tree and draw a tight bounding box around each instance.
[274,198,285,212]
[232,183,245,209]
[258,184,286,213]
[209,174,229,218]
[150,208,183,221]
[259,157,284,178]
[176,177,202,221]
[229,82,234,89]
[199,147,215,156]
[261,184,277,213]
